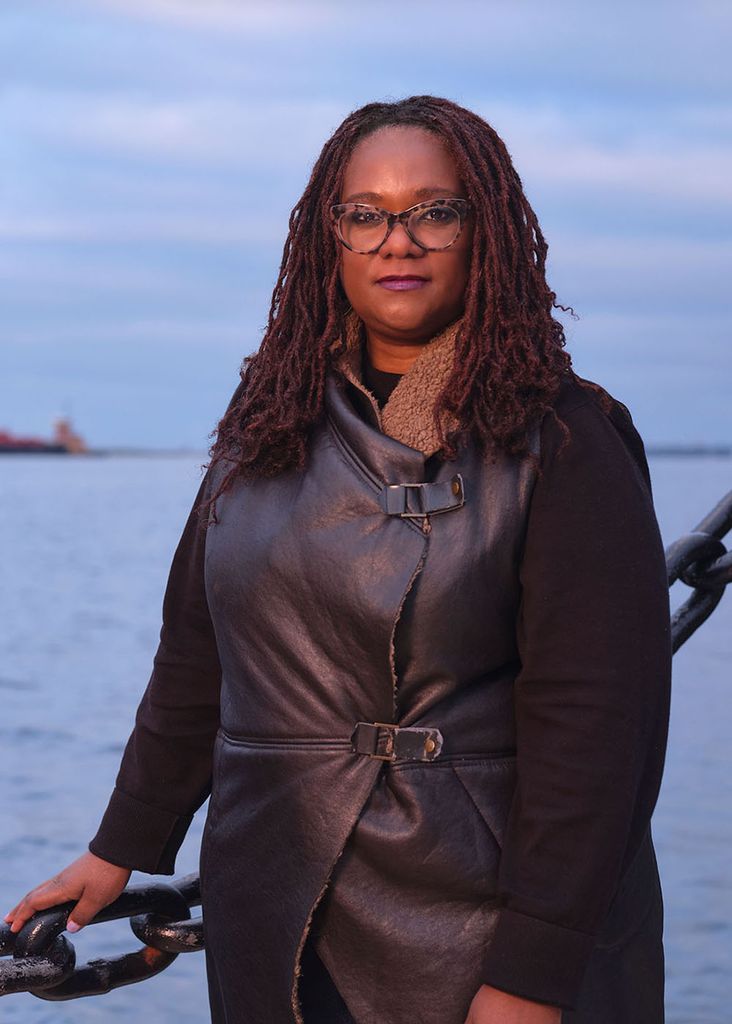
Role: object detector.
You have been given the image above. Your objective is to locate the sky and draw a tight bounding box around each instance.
[1,0,730,448]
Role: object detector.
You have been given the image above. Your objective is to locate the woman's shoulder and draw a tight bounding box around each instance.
[542,372,653,493]
[549,371,638,438]
[551,371,629,420]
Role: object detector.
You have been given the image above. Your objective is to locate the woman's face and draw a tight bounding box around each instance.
[336,126,472,344]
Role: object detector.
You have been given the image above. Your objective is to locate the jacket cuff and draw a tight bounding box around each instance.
[87,786,193,875]
[482,908,596,1011]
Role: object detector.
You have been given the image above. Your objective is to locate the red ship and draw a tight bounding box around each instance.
[0,417,88,454]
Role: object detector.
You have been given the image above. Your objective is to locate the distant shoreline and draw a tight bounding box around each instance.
[1,445,730,458]
[0,447,208,458]
[645,445,732,457]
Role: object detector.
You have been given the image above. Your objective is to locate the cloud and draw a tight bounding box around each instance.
[72,0,732,98]
[5,85,732,209]
[3,318,251,347]
[522,139,732,204]
[474,99,732,205]
[552,233,731,282]
[0,213,289,246]
[548,234,731,318]
[89,0,333,33]
[0,249,190,292]
[2,86,343,167]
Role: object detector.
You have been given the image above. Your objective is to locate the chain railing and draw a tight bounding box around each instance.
[1,874,202,999]
[666,490,732,651]
[2,489,731,1001]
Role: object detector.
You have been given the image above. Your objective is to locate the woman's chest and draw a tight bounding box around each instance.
[204,418,536,733]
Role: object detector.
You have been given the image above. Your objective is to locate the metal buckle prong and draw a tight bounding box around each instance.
[369,720,400,761]
[384,482,428,519]
[382,474,465,519]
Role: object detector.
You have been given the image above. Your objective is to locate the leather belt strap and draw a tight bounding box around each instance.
[380,473,465,519]
[350,721,444,762]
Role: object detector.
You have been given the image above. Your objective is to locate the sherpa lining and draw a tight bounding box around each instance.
[330,308,463,458]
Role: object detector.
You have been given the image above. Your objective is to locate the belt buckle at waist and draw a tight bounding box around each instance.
[350,721,444,762]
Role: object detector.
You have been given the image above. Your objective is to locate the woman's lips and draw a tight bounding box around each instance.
[376,276,429,291]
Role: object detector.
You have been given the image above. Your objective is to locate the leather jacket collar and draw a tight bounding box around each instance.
[329,308,463,458]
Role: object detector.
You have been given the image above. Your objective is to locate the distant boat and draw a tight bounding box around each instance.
[0,417,88,454]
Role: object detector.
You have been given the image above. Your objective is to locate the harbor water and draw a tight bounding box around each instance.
[1,453,730,1023]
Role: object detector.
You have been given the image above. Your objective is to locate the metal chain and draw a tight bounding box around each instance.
[2,490,731,1000]
[666,489,732,652]
[1,874,201,999]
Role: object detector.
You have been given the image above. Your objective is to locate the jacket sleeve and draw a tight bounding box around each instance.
[480,392,672,1009]
[87,466,223,875]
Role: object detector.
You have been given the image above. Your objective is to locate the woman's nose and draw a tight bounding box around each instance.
[379,221,424,259]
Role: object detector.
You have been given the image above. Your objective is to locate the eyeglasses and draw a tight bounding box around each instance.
[329,198,472,254]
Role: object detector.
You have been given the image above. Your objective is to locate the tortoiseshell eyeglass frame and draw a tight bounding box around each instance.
[329,198,472,254]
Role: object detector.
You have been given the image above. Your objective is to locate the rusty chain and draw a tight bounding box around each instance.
[2,489,730,1000]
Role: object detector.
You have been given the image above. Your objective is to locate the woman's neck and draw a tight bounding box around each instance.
[365,332,431,374]
[364,316,462,374]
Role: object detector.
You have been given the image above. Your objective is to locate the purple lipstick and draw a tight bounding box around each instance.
[376,275,429,291]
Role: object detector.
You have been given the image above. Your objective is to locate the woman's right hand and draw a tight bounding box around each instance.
[3,851,132,934]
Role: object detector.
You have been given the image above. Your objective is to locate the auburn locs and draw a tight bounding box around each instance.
[199,94,612,524]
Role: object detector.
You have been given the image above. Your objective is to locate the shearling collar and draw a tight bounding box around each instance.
[330,308,462,458]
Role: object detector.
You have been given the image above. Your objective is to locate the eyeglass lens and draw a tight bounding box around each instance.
[338,203,463,252]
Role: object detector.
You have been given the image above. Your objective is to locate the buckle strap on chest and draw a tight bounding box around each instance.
[351,721,444,762]
[381,473,465,519]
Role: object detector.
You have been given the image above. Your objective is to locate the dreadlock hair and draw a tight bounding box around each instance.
[200,94,612,524]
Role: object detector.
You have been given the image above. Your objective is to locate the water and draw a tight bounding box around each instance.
[1,453,730,1023]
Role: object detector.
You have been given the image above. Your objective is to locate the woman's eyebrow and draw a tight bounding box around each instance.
[342,186,459,203]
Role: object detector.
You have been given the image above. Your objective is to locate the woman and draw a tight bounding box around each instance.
[4,96,672,1024]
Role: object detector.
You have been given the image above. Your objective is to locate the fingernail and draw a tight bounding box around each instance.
[67,920,81,932]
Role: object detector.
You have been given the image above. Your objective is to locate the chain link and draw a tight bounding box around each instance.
[1,874,200,999]
[666,489,732,652]
[2,491,731,1000]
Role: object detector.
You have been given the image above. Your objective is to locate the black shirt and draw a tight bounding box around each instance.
[360,344,442,479]
[361,345,403,409]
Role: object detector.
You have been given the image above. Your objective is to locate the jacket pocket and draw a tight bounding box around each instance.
[450,755,518,850]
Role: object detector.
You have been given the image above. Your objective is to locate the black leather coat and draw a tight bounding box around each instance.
[89,368,672,1024]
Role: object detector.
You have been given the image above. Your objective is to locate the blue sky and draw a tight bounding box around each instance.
[1,0,730,448]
